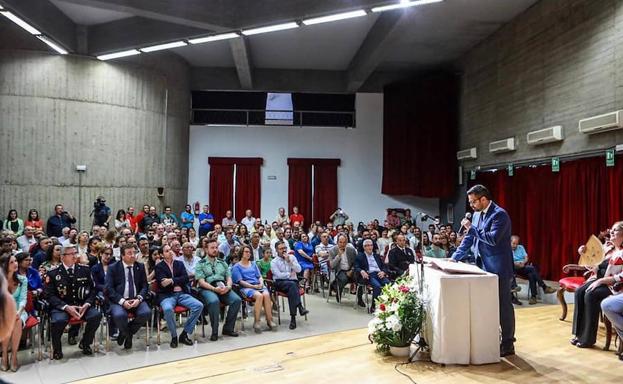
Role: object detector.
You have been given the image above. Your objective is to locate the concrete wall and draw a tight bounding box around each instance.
[458,0,623,168]
[0,50,190,229]
[188,93,439,226]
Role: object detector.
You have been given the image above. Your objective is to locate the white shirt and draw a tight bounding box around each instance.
[175,255,200,276]
[121,262,137,303]
[241,216,256,232]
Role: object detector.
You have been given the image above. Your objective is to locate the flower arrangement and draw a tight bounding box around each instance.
[368,276,425,353]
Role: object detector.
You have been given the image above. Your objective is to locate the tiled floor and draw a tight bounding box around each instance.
[0,292,372,384]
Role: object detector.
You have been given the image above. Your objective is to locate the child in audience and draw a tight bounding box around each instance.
[256,248,272,279]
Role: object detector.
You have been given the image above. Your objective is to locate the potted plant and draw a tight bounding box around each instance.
[368,276,425,357]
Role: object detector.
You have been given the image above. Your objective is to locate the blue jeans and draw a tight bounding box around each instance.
[199,289,241,335]
[601,294,623,338]
[160,292,203,338]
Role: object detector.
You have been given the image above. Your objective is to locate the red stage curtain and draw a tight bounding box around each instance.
[208,161,234,225]
[382,74,458,198]
[313,162,338,224]
[471,155,623,280]
[235,163,261,221]
[209,157,263,223]
[288,160,313,225]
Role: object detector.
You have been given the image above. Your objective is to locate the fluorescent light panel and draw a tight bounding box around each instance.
[140,40,187,52]
[36,35,68,54]
[97,49,141,61]
[241,22,299,36]
[188,32,239,44]
[372,0,443,13]
[302,9,367,25]
[1,11,41,35]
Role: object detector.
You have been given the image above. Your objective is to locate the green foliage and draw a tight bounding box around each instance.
[367,276,425,352]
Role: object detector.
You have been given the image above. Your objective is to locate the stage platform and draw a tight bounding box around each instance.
[72,304,620,384]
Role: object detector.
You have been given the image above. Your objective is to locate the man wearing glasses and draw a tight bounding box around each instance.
[452,184,516,357]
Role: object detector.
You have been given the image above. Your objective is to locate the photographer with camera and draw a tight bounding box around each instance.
[329,208,349,227]
[46,204,76,237]
[91,196,111,228]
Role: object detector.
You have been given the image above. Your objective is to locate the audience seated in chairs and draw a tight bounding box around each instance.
[155,244,203,348]
[270,241,309,329]
[387,234,415,279]
[194,239,240,341]
[231,245,276,333]
[511,235,556,305]
[571,221,623,349]
[105,244,150,350]
[0,252,27,371]
[328,234,357,302]
[355,239,390,312]
[45,245,102,360]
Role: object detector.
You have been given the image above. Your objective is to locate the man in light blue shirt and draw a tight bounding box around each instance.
[511,235,556,304]
[180,205,195,230]
[270,241,308,329]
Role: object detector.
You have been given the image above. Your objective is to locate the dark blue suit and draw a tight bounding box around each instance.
[105,261,151,339]
[355,252,390,306]
[452,201,515,349]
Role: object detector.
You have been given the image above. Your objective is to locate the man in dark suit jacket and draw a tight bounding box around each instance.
[355,239,390,311]
[155,244,203,348]
[328,234,358,302]
[44,245,101,359]
[105,244,150,350]
[387,234,415,278]
[452,184,516,357]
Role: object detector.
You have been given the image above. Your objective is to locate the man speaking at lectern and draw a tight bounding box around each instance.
[452,184,515,357]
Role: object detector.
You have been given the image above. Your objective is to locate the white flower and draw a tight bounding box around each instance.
[368,318,382,334]
[388,301,400,313]
[385,314,400,331]
[392,320,402,332]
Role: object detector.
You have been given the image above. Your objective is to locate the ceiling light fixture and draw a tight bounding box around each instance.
[96,49,141,61]
[36,36,68,54]
[241,22,299,36]
[188,32,240,45]
[371,0,443,13]
[302,9,367,25]
[0,11,41,35]
[140,40,187,53]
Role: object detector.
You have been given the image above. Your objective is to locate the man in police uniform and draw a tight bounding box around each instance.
[44,245,101,359]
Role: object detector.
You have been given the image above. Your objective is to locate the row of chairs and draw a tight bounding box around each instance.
[23,271,314,361]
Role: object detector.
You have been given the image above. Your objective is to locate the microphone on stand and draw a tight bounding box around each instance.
[459,212,472,235]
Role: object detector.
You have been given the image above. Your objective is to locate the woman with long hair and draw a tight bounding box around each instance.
[114,209,131,232]
[231,245,275,333]
[3,210,24,236]
[25,209,44,232]
[0,253,27,371]
[571,221,623,348]
[235,224,250,245]
[76,231,89,257]
[40,241,62,277]
[145,246,162,283]
[188,227,199,248]
[16,252,42,293]
[85,237,101,268]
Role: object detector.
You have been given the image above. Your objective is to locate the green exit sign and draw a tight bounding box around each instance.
[606,149,615,167]
[552,157,560,172]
